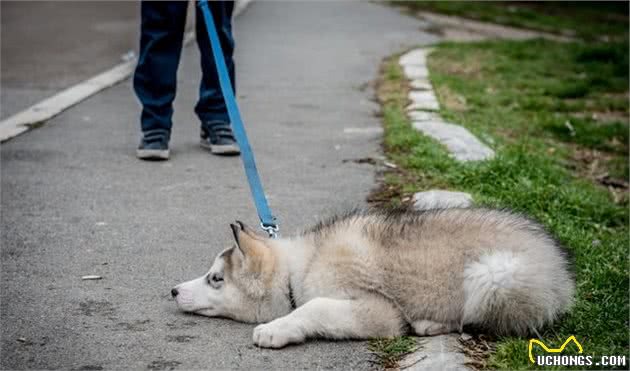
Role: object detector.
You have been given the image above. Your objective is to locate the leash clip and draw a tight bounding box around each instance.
[261,223,279,239]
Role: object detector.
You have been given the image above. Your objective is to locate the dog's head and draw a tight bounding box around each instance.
[172,221,289,323]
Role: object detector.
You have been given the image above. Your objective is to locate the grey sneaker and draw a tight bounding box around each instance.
[137,131,170,160]
[200,121,240,155]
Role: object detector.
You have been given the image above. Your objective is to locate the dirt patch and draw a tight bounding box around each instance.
[458,334,496,371]
[376,81,408,107]
[430,53,487,80]
[367,166,420,208]
[435,85,468,112]
[569,147,628,203]
[367,180,405,207]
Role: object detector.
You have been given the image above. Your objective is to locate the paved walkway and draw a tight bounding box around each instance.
[0,1,195,120]
[1,2,434,369]
[1,1,136,119]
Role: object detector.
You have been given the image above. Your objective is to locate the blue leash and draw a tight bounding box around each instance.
[198,0,278,238]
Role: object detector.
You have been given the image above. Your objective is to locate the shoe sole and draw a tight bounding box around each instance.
[200,139,240,155]
[136,148,170,160]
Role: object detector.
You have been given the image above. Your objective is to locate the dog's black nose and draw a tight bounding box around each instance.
[171,288,179,297]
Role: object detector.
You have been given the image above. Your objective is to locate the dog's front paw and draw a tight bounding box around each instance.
[253,320,305,349]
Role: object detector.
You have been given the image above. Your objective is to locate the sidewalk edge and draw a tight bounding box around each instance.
[0,0,253,143]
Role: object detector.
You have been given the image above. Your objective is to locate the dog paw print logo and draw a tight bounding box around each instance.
[528,335,583,364]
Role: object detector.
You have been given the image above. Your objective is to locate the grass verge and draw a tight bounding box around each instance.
[375,37,628,369]
[392,1,628,41]
[368,336,418,369]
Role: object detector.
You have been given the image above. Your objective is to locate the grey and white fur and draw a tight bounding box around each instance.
[172,207,574,348]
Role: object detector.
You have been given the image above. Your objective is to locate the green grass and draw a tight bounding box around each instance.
[394,1,628,41]
[376,37,628,369]
[368,336,418,368]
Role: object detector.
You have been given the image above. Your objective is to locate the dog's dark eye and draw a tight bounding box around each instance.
[207,272,224,285]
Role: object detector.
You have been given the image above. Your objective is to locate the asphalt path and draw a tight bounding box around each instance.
[0,1,194,120]
[1,2,435,369]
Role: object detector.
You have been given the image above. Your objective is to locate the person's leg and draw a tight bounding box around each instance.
[195,1,240,155]
[133,1,189,159]
[195,0,235,124]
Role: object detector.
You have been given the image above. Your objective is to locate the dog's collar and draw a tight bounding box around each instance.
[287,278,297,309]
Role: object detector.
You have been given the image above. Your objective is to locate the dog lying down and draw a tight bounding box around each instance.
[172,208,574,349]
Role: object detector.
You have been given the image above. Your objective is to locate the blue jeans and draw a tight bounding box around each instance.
[133,1,235,137]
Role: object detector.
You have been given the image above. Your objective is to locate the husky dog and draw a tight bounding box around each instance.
[172,208,574,348]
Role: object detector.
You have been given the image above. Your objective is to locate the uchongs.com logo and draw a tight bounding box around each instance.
[528,336,627,367]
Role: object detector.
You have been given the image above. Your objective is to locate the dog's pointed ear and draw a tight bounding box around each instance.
[230,222,241,245]
[230,221,267,257]
[237,220,269,240]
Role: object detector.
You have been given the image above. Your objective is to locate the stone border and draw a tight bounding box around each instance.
[395,46,487,371]
[417,11,574,43]
[399,48,494,162]
[412,190,473,210]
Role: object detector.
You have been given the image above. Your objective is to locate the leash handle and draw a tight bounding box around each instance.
[198,0,278,237]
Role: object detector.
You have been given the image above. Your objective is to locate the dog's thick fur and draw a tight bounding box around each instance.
[173,208,574,348]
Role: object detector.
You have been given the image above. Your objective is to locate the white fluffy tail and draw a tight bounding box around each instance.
[462,249,574,335]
